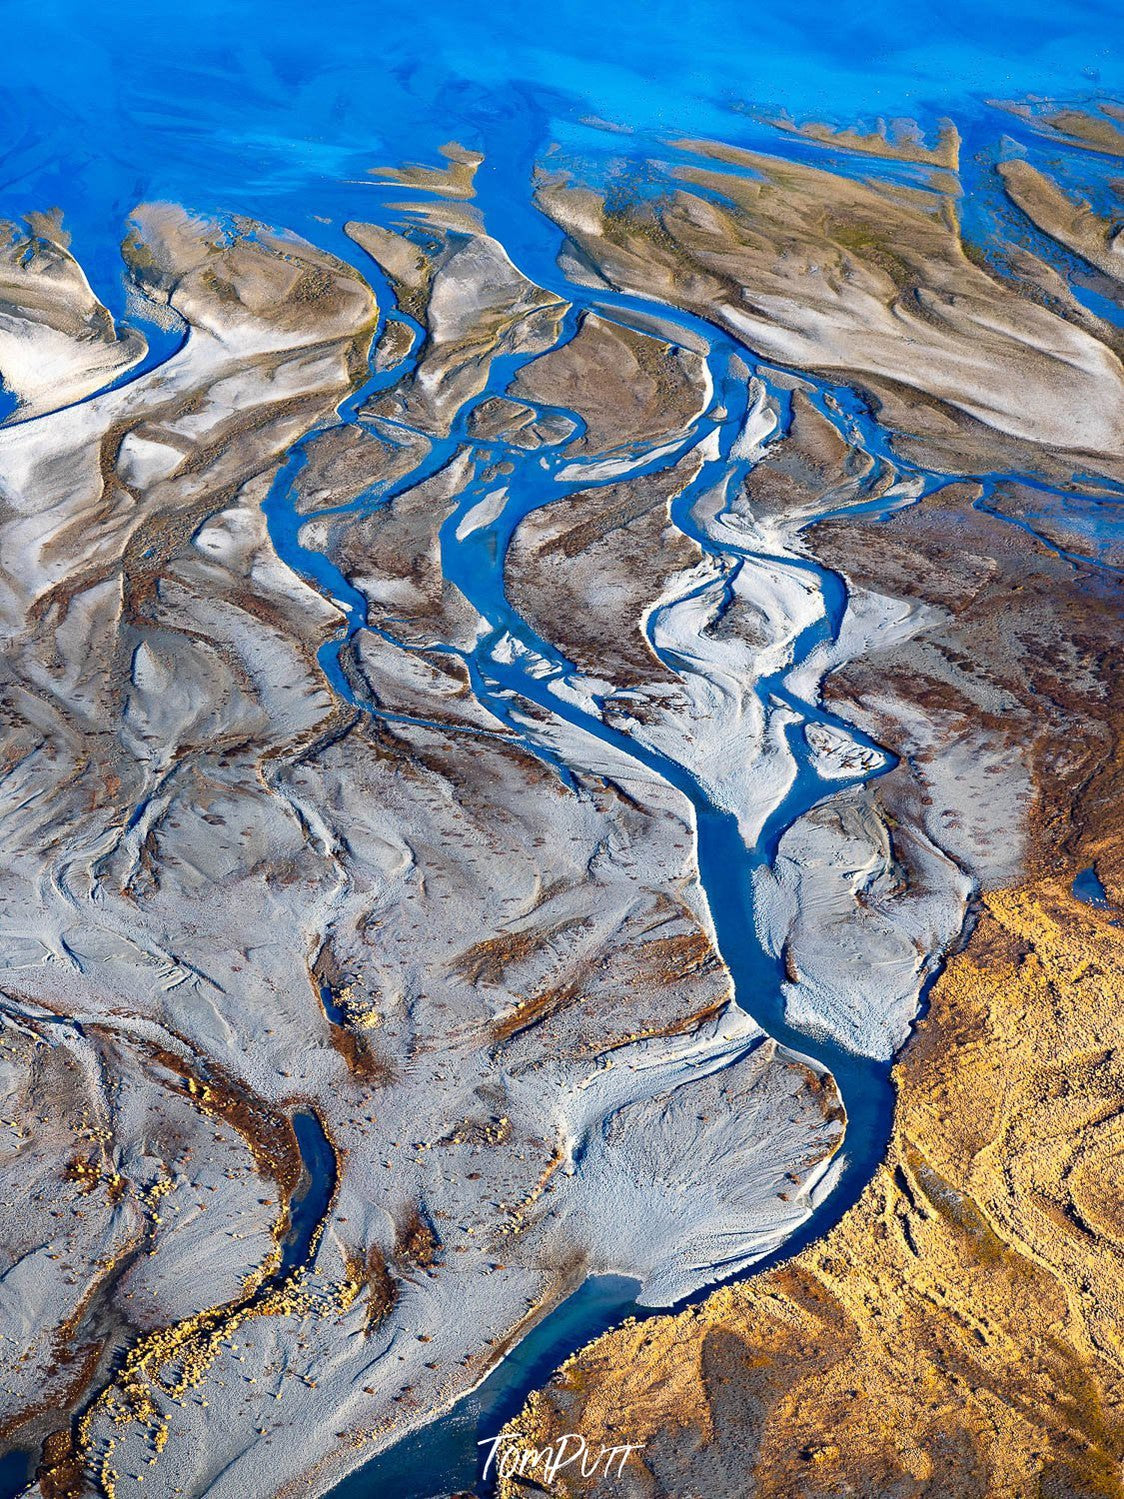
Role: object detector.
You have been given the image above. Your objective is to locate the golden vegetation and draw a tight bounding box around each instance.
[500,875,1124,1497]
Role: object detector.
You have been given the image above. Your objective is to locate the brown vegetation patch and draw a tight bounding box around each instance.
[498,875,1124,1498]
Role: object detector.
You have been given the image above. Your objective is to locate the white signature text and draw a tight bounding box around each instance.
[479,1430,643,1484]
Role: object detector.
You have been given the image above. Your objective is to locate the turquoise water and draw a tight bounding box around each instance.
[2,4,1122,379]
[3,3,1122,1496]
[2,0,1122,313]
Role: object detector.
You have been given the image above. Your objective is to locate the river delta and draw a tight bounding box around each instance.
[0,6,1121,1498]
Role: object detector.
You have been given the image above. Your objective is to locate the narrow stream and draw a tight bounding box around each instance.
[167,113,1124,1496]
[0,1111,338,1499]
[285,1111,339,1279]
[0,4,1119,1494]
[251,133,930,1497]
[9,67,1118,1499]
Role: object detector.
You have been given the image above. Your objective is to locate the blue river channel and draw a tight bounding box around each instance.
[0,2,1120,1495]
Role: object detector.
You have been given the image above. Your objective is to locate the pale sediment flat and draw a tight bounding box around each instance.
[0,198,846,1499]
[0,215,148,420]
[0,98,1120,1499]
[497,108,1124,1499]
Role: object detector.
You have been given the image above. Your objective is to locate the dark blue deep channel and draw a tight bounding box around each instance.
[1,4,1121,1496]
[250,90,1100,1495]
[299,139,915,1498]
